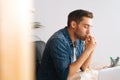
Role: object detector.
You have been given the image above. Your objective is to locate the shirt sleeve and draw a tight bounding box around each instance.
[50,38,70,80]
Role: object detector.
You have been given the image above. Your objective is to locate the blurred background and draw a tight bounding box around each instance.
[33,0,120,65]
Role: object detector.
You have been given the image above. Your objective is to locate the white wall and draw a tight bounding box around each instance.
[34,0,120,64]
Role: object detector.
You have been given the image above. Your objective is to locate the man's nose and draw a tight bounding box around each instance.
[86,29,90,34]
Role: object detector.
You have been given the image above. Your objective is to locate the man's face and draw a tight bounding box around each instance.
[74,17,92,40]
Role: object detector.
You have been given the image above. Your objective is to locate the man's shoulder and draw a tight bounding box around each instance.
[50,27,67,40]
[46,27,69,47]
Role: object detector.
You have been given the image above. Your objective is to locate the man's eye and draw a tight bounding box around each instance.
[84,25,88,28]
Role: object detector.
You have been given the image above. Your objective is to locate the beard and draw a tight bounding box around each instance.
[74,31,87,41]
[78,35,86,40]
[74,26,87,41]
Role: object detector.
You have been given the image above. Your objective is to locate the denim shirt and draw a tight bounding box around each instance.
[39,27,84,80]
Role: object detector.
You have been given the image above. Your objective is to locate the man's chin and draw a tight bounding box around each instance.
[79,37,86,41]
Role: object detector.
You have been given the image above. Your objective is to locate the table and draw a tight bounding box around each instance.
[70,62,109,80]
[70,69,98,80]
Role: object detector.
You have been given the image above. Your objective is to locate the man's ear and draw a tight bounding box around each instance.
[71,21,77,29]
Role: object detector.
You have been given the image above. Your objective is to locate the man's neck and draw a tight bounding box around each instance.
[67,27,76,44]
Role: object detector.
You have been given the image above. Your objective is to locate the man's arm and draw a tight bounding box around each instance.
[81,35,96,71]
[67,49,92,80]
[81,51,94,71]
[50,38,71,80]
[67,35,96,80]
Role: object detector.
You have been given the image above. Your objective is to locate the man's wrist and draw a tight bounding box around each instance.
[80,67,84,71]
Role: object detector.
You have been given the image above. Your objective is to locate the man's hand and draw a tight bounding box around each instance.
[85,34,96,54]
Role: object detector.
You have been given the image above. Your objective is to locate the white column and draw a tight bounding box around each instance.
[0,0,34,80]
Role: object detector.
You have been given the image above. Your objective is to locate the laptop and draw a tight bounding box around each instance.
[98,66,120,80]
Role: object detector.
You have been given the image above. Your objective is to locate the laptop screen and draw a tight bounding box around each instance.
[98,66,120,80]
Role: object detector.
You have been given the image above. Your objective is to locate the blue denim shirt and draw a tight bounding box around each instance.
[39,27,84,80]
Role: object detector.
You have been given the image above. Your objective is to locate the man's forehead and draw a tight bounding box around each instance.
[81,17,92,23]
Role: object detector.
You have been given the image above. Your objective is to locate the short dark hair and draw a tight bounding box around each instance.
[67,9,93,26]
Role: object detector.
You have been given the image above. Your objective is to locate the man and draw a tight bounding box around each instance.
[39,9,96,80]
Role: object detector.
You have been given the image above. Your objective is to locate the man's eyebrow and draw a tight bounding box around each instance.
[84,24,93,27]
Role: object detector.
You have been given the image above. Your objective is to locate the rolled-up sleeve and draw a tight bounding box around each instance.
[50,38,70,80]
